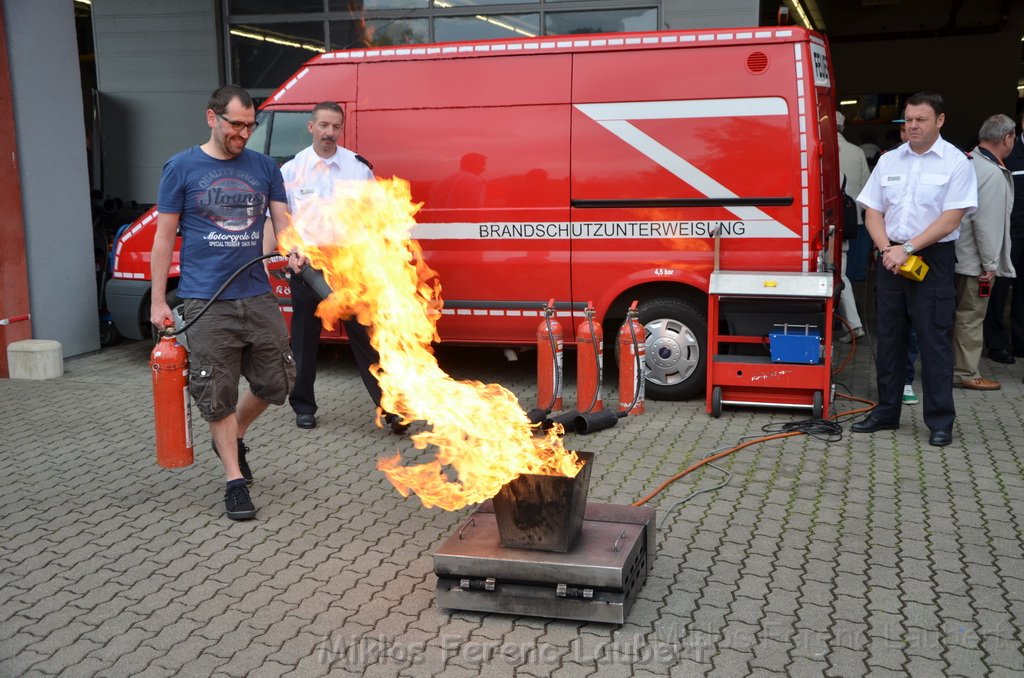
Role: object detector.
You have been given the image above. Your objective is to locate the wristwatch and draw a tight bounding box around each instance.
[902,241,916,255]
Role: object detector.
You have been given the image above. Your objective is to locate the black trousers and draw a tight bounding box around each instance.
[872,241,956,432]
[288,275,382,415]
[983,236,1024,353]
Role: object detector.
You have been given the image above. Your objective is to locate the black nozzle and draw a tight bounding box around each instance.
[298,263,334,301]
[527,408,551,425]
[574,409,626,435]
[544,410,579,433]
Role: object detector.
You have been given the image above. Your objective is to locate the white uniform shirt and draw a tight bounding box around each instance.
[856,135,978,244]
[281,145,374,245]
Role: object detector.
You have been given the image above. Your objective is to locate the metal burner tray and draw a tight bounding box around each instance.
[434,502,655,624]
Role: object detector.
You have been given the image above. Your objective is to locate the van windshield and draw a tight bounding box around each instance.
[267,111,310,167]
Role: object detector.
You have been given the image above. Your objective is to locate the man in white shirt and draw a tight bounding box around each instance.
[282,102,403,432]
[853,92,978,447]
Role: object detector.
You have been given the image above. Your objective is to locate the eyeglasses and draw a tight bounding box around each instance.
[218,114,259,133]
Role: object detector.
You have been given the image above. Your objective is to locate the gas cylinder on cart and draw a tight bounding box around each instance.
[576,303,603,413]
[617,304,646,415]
[536,300,564,411]
[150,326,194,468]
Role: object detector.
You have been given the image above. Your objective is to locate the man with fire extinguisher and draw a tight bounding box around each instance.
[279,101,407,434]
[150,85,301,521]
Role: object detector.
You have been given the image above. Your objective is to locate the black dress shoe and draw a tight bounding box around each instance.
[988,349,1016,364]
[296,413,317,429]
[850,416,899,433]
[929,429,952,446]
[384,412,409,435]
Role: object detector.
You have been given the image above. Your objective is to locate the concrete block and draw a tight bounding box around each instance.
[7,339,63,379]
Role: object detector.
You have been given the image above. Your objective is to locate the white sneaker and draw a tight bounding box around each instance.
[839,327,865,344]
[903,385,919,405]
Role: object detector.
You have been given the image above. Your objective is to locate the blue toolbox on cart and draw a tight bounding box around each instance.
[768,324,821,364]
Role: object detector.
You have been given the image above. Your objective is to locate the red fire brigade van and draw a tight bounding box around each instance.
[107,26,841,401]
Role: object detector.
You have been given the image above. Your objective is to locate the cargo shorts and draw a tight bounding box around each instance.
[181,293,296,422]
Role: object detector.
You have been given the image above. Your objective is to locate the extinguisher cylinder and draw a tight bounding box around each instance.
[617,314,646,415]
[575,308,603,414]
[150,335,195,468]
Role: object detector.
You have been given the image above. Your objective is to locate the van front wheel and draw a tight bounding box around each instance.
[638,297,707,401]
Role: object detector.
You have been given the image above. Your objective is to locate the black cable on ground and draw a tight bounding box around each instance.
[637,307,880,520]
[760,417,843,442]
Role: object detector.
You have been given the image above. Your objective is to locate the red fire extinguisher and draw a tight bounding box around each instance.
[150,323,194,468]
[618,302,646,415]
[576,302,603,413]
[536,299,563,412]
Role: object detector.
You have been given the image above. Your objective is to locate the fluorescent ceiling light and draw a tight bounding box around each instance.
[434,1,537,37]
[789,1,815,31]
[230,28,325,54]
[839,99,857,106]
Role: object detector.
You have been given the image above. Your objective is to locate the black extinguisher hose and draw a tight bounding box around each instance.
[163,252,280,337]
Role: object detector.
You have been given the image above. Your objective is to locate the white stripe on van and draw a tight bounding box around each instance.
[794,43,810,269]
[576,97,786,121]
[408,221,798,240]
[576,99,794,234]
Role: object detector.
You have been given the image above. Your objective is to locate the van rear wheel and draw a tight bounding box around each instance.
[637,297,707,401]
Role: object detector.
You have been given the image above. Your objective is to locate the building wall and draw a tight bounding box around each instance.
[830,2,1024,150]
[3,0,98,358]
[93,0,220,204]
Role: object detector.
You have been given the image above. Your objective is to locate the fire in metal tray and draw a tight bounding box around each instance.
[277,177,583,511]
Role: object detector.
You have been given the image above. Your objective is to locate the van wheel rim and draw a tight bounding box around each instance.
[644,317,700,386]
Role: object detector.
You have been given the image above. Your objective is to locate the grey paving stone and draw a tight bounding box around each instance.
[2,340,1023,678]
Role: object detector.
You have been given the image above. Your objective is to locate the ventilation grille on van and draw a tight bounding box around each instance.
[746,51,769,74]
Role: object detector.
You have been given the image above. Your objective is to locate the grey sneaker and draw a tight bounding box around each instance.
[902,384,919,405]
[839,327,865,344]
[225,483,256,520]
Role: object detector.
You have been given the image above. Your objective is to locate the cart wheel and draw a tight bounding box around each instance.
[711,386,722,418]
[812,391,823,419]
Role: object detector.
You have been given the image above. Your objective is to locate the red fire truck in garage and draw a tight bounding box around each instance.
[106,26,841,402]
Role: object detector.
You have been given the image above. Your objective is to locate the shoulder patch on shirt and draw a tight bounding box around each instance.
[355,154,373,170]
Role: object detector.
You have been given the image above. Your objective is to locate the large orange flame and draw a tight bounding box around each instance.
[278,177,581,510]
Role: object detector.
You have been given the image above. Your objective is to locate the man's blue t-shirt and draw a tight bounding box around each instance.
[157,146,286,299]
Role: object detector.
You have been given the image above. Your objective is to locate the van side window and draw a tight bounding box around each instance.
[268,111,312,166]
